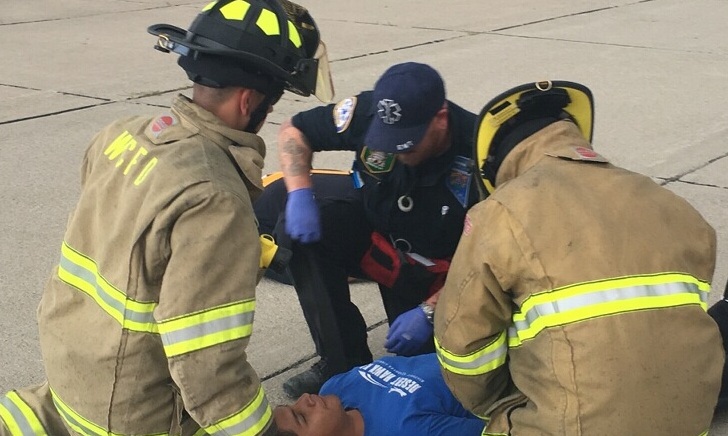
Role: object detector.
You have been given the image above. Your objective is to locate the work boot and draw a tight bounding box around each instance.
[283,359,331,398]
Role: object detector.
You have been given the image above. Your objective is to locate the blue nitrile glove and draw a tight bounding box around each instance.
[285,187,321,243]
[385,306,434,356]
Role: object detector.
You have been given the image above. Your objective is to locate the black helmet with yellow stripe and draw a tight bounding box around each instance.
[148,0,334,103]
[474,80,594,195]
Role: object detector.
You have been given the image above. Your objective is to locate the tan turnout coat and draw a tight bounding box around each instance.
[1,95,272,436]
[434,121,723,436]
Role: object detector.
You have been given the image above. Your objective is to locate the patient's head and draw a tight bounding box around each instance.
[273,393,363,436]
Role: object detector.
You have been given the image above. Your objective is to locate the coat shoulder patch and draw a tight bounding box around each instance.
[546,146,609,163]
[333,97,357,133]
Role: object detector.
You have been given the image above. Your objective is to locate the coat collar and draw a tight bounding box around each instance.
[496,120,608,187]
[171,94,265,194]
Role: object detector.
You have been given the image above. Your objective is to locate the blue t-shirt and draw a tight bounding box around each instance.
[320,354,485,436]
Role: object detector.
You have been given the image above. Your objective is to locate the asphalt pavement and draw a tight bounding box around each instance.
[2,0,728,433]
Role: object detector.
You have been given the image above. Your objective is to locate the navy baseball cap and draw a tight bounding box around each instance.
[364,62,446,153]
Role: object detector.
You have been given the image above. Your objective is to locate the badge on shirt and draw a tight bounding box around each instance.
[360,146,395,174]
[333,97,357,133]
[445,155,474,207]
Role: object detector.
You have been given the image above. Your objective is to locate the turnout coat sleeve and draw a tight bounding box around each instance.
[155,183,266,430]
[434,201,527,417]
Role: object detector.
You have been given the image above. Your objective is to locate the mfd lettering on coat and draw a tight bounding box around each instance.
[104,131,158,186]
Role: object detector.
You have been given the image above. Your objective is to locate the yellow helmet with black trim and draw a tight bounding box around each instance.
[474,80,594,194]
[148,0,334,102]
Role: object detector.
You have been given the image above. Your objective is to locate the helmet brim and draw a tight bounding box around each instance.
[474,80,594,194]
[148,23,320,97]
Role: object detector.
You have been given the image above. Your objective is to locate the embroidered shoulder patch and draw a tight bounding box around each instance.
[152,114,176,136]
[546,146,609,163]
[360,146,395,174]
[333,97,357,133]
[445,155,474,207]
[463,214,473,236]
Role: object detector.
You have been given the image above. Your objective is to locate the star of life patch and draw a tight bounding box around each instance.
[445,155,474,207]
[333,97,357,133]
[360,146,395,174]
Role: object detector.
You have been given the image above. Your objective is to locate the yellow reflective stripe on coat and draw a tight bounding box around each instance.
[158,300,256,357]
[204,386,272,436]
[0,392,48,436]
[510,272,709,347]
[50,389,167,436]
[57,242,158,334]
[435,331,508,376]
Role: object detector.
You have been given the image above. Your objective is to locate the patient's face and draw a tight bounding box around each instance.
[274,393,352,435]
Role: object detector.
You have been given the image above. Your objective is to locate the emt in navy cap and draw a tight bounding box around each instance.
[265,62,482,398]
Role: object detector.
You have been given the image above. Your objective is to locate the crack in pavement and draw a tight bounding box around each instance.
[0,84,190,126]
[658,151,728,188]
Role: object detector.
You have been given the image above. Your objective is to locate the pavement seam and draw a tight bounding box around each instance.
[0,3,199,26]
[658,151,728,187]
[261,318,388,381]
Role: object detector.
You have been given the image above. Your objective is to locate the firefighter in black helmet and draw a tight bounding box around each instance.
[0,1,331,435]
[149,0,334,132]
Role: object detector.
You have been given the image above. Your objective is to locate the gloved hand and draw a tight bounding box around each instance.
[285,187,321,243]
[384,306,433,356]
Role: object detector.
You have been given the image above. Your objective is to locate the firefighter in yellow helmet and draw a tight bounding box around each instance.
[433,81,723,435]
[0,1,332,435]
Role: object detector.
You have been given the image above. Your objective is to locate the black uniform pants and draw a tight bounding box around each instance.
[255,174,434,376]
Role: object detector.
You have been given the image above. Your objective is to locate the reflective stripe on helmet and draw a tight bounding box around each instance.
[202,0,303,48]
[158,300,256,357]
[0,392,48,436]
[58,242,159,334]
[256,9,303,47]
[218,0,251,19]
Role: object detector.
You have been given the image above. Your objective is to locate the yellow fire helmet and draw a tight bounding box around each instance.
[474,80,594,195]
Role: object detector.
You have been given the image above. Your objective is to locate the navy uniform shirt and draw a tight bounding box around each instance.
[291,91,478,260]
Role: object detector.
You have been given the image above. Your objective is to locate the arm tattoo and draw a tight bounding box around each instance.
[281,138,310,177]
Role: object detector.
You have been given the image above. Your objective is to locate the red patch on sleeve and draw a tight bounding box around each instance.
[463,214,473,236]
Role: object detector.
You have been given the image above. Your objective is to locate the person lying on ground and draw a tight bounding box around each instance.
[272,353,486,436]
